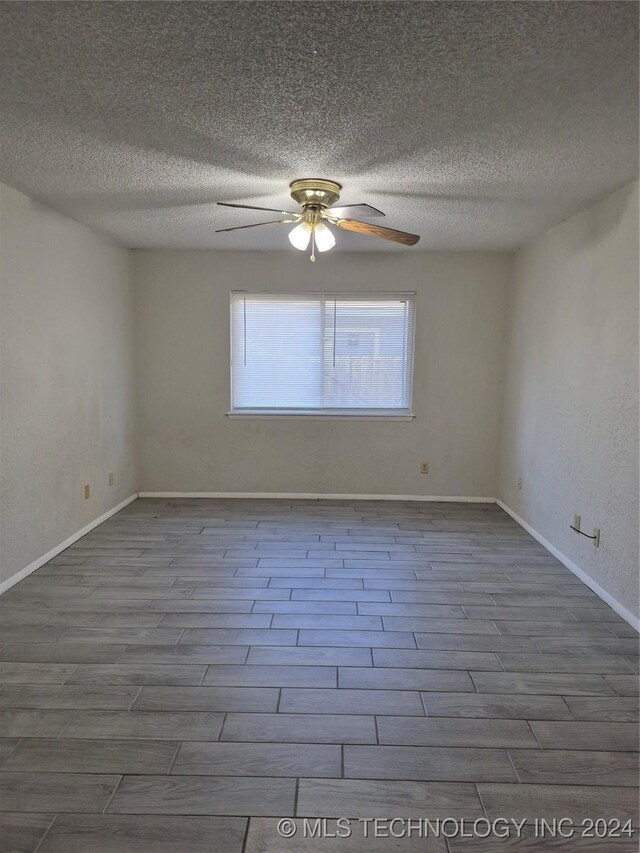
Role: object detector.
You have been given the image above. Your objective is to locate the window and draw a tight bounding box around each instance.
[230,292,415,416]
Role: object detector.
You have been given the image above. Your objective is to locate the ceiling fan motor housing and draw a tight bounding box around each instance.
[290,179,342,209]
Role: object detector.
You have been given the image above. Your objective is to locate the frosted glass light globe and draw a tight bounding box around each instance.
[314,222,336,252]
[288,221,312,251]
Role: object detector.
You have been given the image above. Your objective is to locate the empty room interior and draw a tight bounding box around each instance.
[0,1,639,851]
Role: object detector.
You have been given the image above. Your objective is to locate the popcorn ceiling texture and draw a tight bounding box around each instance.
[0,1,637,251]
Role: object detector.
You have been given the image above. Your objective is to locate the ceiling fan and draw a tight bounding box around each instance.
[216,179,420,261]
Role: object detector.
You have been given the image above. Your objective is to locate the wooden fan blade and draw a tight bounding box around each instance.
[335,218,420,246]
[215,219,291,233]
[217,202,296,215]
[326,203,385,218]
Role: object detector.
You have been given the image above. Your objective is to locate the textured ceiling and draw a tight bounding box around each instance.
[0,1,637,251]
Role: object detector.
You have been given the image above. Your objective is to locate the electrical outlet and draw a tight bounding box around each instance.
[517,478,523,491]
[84,484,90,500]
[593,528,601,548]
[108,472,114,486]
[573,514,581,531]
[420,462,429,474]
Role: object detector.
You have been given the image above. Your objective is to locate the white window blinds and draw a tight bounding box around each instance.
[230,292,415,414]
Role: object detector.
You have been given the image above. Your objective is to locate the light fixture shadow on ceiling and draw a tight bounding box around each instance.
[65,186,291,216]
[0,104,293,209]
[367,188,583,209]
[369,188,526,203]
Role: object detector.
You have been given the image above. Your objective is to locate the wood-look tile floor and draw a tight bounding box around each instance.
[0,498,638,852]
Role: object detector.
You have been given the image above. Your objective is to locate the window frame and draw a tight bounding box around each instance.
[227,290,416,420]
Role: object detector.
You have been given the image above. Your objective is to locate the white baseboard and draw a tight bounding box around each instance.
[0,494,138,596]
[497,500,639,632]
[138,492,497,502]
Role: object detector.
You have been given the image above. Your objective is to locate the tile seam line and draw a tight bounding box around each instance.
[32,814,57,853]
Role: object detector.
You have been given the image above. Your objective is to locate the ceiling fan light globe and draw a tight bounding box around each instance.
[314,222,336,252]
[288,221,312,251]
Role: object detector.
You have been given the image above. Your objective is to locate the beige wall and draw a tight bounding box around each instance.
[135,250,511,498]
[498,181,639,621]
[0,183,137,586]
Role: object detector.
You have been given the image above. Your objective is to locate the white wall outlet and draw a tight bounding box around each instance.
[84,484,90,500]
[573,514,581,531]
[420,462,429,474]
[593,528,601,547]
[108,471,114,486]
[517,478,523,490]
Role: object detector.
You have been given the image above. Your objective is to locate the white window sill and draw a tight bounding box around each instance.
[227,410,415,421]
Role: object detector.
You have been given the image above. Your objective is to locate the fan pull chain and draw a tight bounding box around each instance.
[310,228,316,262]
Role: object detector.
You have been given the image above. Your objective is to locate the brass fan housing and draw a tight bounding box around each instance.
[290,178,342,208]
